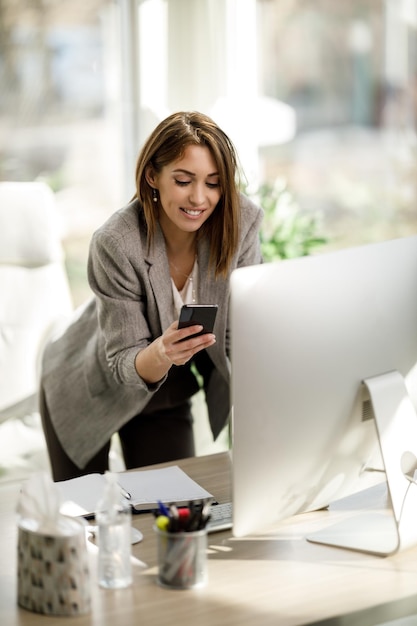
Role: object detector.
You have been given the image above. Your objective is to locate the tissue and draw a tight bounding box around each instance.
[16,471,91,616]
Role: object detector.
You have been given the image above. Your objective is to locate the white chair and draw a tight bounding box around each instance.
[0,181,73,477]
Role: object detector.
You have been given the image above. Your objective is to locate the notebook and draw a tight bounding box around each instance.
[56,466,213,517]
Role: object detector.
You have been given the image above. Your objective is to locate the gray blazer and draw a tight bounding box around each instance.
[41,194,263,468]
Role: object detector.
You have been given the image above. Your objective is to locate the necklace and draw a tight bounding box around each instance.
[169,256,197,304]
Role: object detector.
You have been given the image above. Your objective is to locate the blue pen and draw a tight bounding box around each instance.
[157,500,170,517]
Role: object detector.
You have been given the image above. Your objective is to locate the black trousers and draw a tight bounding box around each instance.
[40,386,195,482]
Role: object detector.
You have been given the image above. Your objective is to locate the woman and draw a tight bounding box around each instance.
[40,111,263,481]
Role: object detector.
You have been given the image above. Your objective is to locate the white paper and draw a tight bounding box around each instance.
[57,474,107,517]
[56,466,213,517]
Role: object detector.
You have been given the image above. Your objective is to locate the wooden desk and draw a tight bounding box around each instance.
[2,452,417,626]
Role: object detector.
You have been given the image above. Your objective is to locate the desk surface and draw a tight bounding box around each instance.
[2,452,417,626]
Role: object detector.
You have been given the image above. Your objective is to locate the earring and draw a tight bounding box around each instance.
[152,188,158,203]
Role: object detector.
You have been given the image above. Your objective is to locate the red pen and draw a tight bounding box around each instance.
[177,507,191,530]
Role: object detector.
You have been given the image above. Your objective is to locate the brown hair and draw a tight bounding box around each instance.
[134,111,241,278]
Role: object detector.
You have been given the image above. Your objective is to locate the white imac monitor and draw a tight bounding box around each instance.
[230,235,417,555]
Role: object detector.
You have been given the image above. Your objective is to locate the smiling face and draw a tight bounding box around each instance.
[148,144,222,238]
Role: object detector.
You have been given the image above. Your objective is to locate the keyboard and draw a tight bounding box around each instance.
[206,502,233,533]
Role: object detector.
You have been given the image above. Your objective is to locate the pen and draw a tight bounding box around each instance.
[197,499,212,529]
[157,500,170,517]
[118,484,132,500]
[169,504,180,532]
[186,501,201,532]
[177,507,191,530]
[156,515,170,532]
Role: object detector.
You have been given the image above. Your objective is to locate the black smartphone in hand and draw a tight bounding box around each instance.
[178,304,218,340]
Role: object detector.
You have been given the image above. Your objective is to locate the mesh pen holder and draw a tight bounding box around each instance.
[154,525,208,589]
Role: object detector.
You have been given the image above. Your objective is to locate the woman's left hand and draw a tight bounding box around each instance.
[134,321,216,383]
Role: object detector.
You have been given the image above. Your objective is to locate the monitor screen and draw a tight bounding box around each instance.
[230,235,417,551]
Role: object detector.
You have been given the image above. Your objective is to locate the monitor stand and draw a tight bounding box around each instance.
[307,370,417,556]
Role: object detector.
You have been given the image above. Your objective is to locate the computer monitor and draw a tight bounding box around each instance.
[230,235,417,555]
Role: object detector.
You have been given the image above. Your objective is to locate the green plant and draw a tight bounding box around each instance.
[247,179,328,261]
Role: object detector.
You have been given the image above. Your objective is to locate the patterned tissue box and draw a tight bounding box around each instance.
[17,517,91,616]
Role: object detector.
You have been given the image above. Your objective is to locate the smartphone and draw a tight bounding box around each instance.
[178,304,218,340]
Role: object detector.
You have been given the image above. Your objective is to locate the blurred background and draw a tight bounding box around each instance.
[1,0,416,479]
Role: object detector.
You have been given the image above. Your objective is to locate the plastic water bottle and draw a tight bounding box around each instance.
[95,472,132,589]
